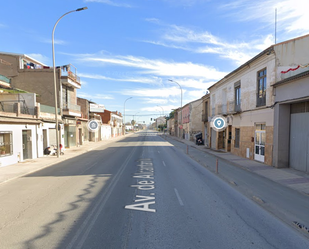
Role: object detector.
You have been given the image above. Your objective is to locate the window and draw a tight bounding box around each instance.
[234,82,241,112]
[0,132,13,156]
[211,94,216,116]
[235,128,240,148]
[257,68,267,107]
[256,124,266,131]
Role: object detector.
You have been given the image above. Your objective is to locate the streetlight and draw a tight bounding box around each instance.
[157,105,164,116]
[133,111,140,129]
[52,7,88,157]
[168,79,183,138]
[123,97,132,134]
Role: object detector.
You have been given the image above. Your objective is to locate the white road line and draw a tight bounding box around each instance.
[66,146,138,249]
[174,188,184,206]
[162,161,166,167]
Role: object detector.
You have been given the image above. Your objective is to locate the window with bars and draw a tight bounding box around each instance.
[257,68,267,107]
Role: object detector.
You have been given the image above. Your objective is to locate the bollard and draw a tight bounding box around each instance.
[216,159,218,174]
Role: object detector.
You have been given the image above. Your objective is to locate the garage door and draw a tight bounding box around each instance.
[290,102,309,172]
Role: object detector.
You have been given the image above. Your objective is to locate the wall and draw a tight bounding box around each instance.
[190,98,203,138]
[0,124,38,167]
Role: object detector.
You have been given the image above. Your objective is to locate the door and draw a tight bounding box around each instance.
[78,128,82,146]
[307,136,309,173]
[204,125,208,147]
[290,112,309,172]
[22,130,32,160]
[43,129,48,149]
[254,130,265,162]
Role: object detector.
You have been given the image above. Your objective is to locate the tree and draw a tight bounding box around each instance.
[166,110,175,120]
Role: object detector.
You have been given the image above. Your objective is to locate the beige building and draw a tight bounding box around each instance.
[201,93,210,147]
[0,52,82,148]
[207,34,309,167]
[208,45,276,165]
[182,98,203,142]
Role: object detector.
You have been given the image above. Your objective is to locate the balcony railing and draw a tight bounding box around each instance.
[61,64,80,84]
[212,101,242,116]
[63,103,81,112]
[0,100,35,115]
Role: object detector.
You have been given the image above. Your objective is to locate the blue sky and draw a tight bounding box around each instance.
[1,0,308,124]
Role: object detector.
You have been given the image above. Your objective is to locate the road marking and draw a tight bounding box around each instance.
[162,161,166,167]
[158,151,160,154]
[174,188,184,206]
[125,159,156,212]
[66,146,138,249]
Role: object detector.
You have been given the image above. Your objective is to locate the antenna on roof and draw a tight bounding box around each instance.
[275,8,277,44]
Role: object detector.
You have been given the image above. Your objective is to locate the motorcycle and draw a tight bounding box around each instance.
[195,133,204,146]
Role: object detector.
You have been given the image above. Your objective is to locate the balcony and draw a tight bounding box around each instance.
[62,103,81,117]
[214,101,242,116]
[234,104,241,113]
[60,64,81,89]
[202,113,208,122]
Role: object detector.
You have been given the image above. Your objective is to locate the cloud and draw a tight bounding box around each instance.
[143,20,271,65]
[220,0,309,35]
[27,53,50,65]
[168,78,216,90]
[141,98,169,105]
[41,38,66,45]
[79,72,162,85]
[161,0,207,7]
[121,86,185,98]
[84,0,132,7]
[141,105,179,113]
[77,92,114,100]
[78,53,227,80]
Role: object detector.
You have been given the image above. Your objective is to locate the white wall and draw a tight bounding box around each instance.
[209,55,276,112]
[0,124,38,167]
[101,124,111,140]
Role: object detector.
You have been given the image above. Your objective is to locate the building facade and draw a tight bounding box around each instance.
[208,46,276,165]
[272,34,309,172]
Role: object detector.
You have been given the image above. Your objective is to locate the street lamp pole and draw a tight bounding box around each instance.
[133,111,140,129]
[157,105,164,116]
[52,7,88,157]
[168,79,183,138]
[123,97,132,134]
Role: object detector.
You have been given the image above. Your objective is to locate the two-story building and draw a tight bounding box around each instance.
[111,111,123,137]
[0,52,83,148]
[201,93,210,147]
[0,78,63,167]
[207,34,309,167]
[208,45,276,165]
[181,98,203,141]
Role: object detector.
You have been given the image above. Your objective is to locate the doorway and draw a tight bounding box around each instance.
[254,130,265,162]
[22,130,32,160]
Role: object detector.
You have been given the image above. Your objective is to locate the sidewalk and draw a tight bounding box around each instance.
[1,132,309,197]
[163,134,309,196]
[0,135,129,185]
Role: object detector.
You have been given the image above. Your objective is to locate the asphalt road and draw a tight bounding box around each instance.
[0,130,309,249]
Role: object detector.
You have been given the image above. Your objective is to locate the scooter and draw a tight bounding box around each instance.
[44,144,64,156]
